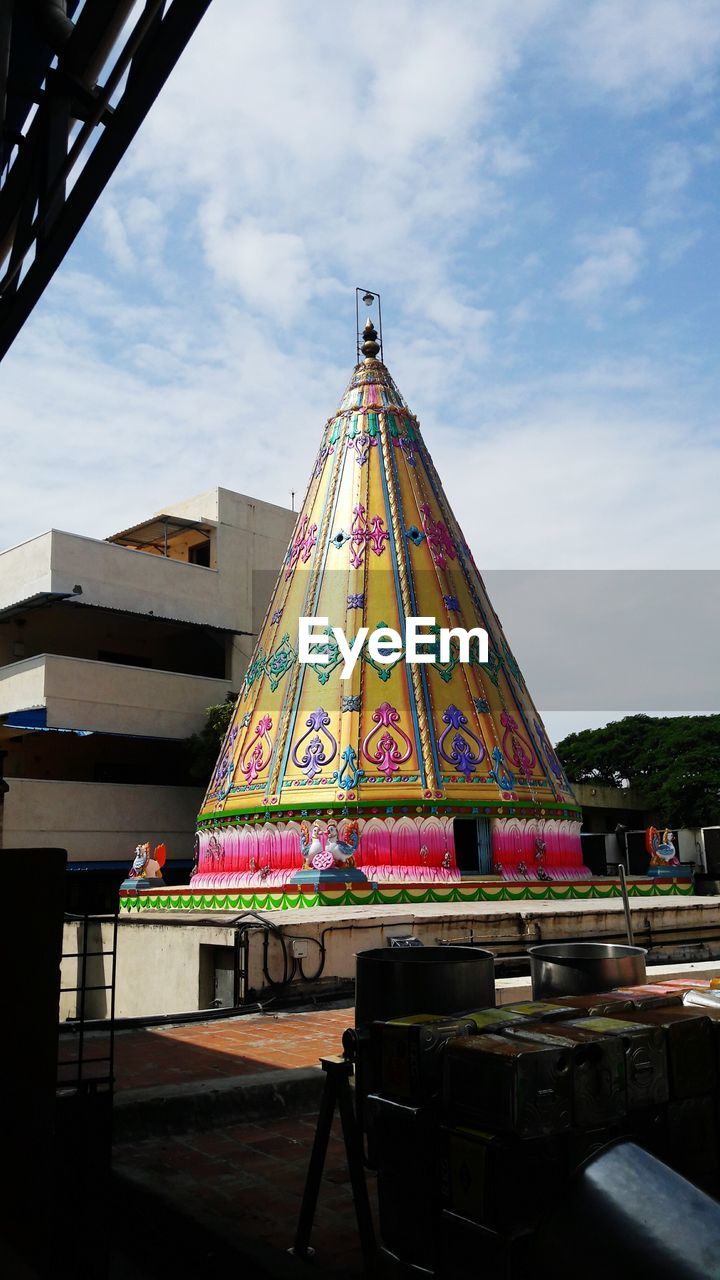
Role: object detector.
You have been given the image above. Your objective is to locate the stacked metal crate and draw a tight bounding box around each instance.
[368,982,720,1278]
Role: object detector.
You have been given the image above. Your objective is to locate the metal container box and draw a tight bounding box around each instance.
[529,942,646,999]
[565,1017,669,1109]
[500,1000,578,1022]
[355,946,495,1033]
[438,1211,533,1280]
[443,1034,573,1138]
[372,1003,579,1105]
[613,985,684,1009]
[439,1124,566,1234]
[609,1008,716,1100]
[369,1094,441,1267]
[568,1124,624,1170]
[624,1106,669,1164]
[552,993,636,1016]
[373,1012,497,1103]
[667,1095,718,1177]
[502,1022,627,1129]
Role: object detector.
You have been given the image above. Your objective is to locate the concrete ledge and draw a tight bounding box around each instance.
[114,1066,324,1142]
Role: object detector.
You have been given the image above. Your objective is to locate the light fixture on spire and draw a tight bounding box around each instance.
[355,287,383,363]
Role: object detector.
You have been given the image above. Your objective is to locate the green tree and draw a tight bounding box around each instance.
[556,714,720,828]
[184,693,237,786]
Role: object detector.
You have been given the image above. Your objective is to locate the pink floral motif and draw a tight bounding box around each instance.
[500,710,536,777]
[349,504,390,569]
[419,503,456,569]
[362,702,413,778]
[239,714,274,782]
[285,515,318,580]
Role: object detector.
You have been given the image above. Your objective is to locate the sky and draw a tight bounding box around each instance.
[2,0,719,737]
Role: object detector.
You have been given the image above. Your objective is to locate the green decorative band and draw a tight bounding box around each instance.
[120,878,693,912]
[198,796,582,827]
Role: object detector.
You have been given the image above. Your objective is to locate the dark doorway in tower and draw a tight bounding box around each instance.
[453,818,493,875]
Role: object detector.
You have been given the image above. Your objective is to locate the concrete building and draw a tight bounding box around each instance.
[0,487,295,889]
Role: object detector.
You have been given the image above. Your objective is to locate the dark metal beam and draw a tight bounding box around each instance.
[0,0,213,362]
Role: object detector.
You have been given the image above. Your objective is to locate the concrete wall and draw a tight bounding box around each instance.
[574,783,649,810]
[168,488,295,678]
[63,894,720,1020]
[0,531,54,610]
[60,917,237,1020]
[0,654,45,714]
[5,778,204,860]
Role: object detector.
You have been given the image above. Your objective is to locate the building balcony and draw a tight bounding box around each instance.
[0,653,233,739]
[0,527,235,629]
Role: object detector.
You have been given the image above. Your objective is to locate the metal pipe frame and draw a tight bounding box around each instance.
[0,0,213,362]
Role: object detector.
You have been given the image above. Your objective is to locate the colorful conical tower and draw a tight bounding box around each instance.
[193,312,584,894]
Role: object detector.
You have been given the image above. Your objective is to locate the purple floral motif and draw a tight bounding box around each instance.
[312,445,330,479]
[239,714,274,783]
[438,704,486,778]
[500,710,536,777]
[362,702,413,778]
[443,595,460,612]
[348,433,376,466]
[271,608,283,625]
[347,593,365,609]
[399,435,416,466]
[291,707,338,781]
[533,718,565,782]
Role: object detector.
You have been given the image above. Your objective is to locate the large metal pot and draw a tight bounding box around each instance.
[529,941,646,999]
[355,945,495,1032]
[532,1140,720,1280]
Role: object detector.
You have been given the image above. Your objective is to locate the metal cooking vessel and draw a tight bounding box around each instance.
[355,945,495,1032]
[532,1140,720,1280]
[529,941,646,999]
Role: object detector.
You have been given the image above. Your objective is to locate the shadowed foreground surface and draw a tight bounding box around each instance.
[107,1005,371,1277]
[114,1111,375,1278]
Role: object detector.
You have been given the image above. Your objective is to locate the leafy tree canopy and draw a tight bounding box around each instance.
[184,693,237,786]
[555,714,720,828]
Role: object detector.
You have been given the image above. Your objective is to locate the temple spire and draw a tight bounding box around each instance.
[361,316,380,360]
[193,320,585,893]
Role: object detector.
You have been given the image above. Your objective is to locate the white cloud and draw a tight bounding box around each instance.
[565,0,720,108]
[197,204,322,319]
[109,0,556,322]
[560,227,644,306]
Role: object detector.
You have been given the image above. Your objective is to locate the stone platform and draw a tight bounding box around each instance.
[120,874,692,913]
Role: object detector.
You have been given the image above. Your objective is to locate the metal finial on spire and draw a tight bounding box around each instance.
[361,317,380,359]
[355,287,383,362]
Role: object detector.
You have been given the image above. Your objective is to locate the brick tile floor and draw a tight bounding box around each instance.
[89,1007,374,1274]
[114,1112,377,1277]
[59,1007,381,1273]
[59,1005,354,1091]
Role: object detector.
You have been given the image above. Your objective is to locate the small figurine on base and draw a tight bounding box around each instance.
[646,826,681,876]
[121,841,167,890]
[292,818,371,887]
